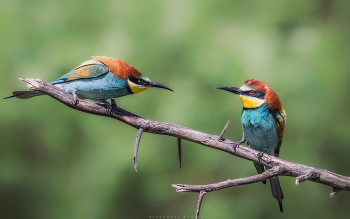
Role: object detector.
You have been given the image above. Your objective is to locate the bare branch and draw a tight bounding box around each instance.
[172,167,284,219]
[19,79,350,216]
[20,79,350,190]
[172,166,283,192]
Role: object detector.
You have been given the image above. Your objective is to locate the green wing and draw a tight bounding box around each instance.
[274,109,287,157]
[51,60,109,84]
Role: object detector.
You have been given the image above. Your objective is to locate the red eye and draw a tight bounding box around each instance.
[138,79,142,83]
[250,91,255,94]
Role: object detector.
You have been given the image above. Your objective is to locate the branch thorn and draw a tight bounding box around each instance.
[196,191,206,219]
[177,138,182,168]
[218,121,230,140]
[330,187,341,197]
[133,127,144,172]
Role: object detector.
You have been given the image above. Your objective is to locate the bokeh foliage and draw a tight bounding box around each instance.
[1,0,350,218]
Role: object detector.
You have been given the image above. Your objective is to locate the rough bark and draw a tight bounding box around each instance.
[19,79,350,218]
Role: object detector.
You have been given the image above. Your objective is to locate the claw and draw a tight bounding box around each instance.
[230,139,245,152]
[72,90,79,105]
[108,100,130,114]
[102,100,113,115]
[230,142,239,151]
[257,151,265,161]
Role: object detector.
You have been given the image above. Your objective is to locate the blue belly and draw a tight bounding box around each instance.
[241,103,279,156]
[54,73,131,102]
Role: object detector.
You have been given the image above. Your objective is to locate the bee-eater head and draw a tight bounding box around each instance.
[91,56,173,94]
[127,75,173,94]
[216,79,283,111]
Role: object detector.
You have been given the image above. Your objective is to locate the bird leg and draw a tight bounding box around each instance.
[102,100,113,115]
[110,99,117,108]
[230,138,245,152]
[72,90,79,105]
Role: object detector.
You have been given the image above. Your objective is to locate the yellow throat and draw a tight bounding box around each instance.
[128,80,149,94]
[239,95,265,108]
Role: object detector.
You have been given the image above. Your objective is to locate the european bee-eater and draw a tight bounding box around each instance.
[4,56,173,108]
[216,79,286,212]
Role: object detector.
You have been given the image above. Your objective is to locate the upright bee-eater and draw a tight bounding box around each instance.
[216,79,286,212]
[4,56,173,107]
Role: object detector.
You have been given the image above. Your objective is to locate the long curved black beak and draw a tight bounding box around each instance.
[216,87,241,95]
[149,81,174,92]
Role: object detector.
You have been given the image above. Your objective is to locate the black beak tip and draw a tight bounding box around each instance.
[149,81,174,92]
[215,86,241,94]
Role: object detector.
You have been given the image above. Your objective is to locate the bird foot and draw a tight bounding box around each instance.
[109,99,130,114]
[257,151,265,161]
[102,100,113,115]
[72,91,79,105]
[230,139,245,152]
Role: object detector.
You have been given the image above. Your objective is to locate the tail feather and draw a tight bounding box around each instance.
[4,90,44,99]
[269,176,284,212]
[253,162,284,212]
[254,162,267,184]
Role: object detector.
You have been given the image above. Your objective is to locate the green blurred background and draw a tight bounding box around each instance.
[1,0,350,218]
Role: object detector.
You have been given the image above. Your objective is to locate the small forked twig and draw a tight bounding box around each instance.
[295,171,320,185]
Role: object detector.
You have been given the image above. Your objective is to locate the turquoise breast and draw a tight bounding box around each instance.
[241,103,279,156]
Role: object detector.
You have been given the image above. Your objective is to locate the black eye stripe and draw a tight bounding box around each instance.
[129,76,138,84]
[243,90,265,99]
[129,76,149,86]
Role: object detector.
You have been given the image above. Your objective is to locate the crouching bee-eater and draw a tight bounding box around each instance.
[216,79,286,212]
[4,56,173,109]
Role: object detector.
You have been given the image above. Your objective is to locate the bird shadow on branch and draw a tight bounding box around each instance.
[20,78,350,219]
